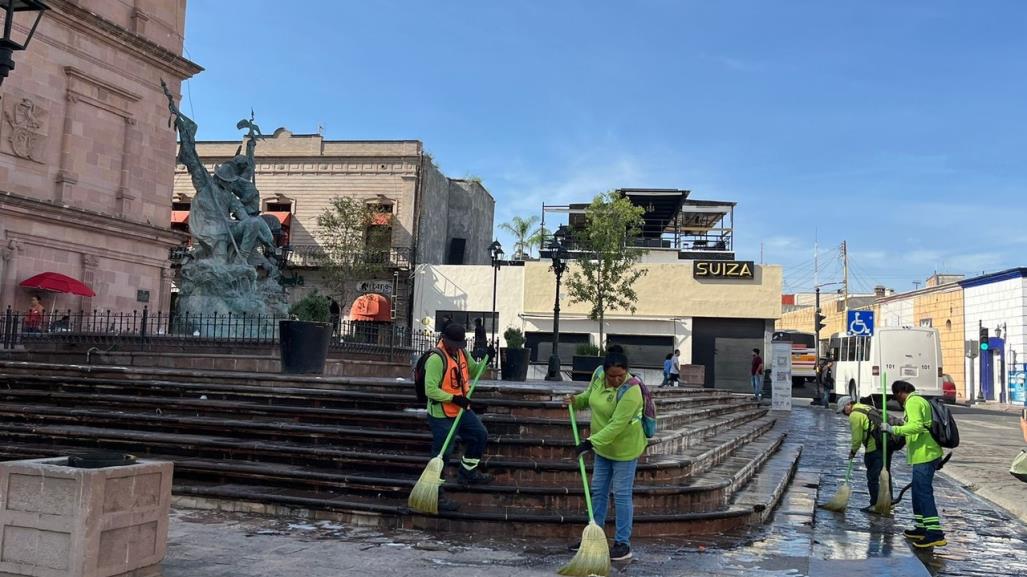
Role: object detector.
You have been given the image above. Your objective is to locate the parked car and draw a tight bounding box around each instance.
[941,374,957,404]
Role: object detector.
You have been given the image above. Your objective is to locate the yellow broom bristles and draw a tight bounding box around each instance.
[407,456,445,514]
[821,481,852,512]
[557,521,610,577]
[873,469,893,515]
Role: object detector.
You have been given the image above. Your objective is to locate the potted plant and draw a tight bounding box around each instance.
[500,326,530,381]
[571,342,604,382]
[280,291,333,375]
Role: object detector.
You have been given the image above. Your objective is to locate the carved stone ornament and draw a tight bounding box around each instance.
[3,97,48,162]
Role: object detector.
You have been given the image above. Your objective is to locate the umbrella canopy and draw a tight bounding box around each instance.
[20,272,96,297]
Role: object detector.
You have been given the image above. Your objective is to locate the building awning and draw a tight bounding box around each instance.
[171,210,190,224]
[350,293,392,322]
[265,211,293,226]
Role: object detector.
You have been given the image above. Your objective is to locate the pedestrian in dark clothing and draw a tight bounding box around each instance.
[472,317,487,360]
[751,349,764,401]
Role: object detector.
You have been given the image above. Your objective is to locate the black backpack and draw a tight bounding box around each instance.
[853,406,906,453]
[412,348,444,404]
[927,397,960,449]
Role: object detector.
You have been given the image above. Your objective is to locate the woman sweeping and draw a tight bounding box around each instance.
[564,350,647,561]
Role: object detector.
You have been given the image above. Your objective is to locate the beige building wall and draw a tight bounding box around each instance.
[0,0,200,314]
[913,288,965,398]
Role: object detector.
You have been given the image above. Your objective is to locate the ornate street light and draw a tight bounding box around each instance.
[0,0,48,87]
[488,240,504,352]
[545,228,570,381]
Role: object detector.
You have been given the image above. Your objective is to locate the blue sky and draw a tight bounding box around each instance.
[182,1,1027,294]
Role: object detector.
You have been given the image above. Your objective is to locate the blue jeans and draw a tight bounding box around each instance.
[590,455,638,546]
[911,458,942,533]
[864,448,893,507]
[752,375,762,398]
[427,411,488,467]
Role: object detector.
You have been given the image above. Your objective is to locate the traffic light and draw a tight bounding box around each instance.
[814,309,827,332]
[980,327,989,351]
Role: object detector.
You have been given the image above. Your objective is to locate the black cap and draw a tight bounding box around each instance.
[442,323,467,347]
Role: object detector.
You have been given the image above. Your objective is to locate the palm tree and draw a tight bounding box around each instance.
[499,216,540,260]
[527,225,551,258]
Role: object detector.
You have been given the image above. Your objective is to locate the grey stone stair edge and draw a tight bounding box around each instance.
[729,442,804,523]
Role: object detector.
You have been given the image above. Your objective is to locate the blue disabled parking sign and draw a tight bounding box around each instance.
[847,310,874,336]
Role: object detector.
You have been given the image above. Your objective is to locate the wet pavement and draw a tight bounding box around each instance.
[157,403,1027,576]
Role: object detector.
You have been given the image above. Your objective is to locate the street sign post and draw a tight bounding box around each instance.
[846,310,874,336]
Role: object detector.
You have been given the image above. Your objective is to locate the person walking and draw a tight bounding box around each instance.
[835,396,899,511]
[882,380,946,548]
[422,323,493,496]
[564,350,647,561]
[668,349,681,386]
[472,317,487,360]
[660,353,673,387]
[751,348,764,401]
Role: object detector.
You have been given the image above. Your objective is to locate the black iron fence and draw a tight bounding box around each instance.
[1,306,439,358]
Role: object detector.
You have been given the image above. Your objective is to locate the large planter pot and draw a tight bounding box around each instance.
[500,347,530,381]
[279,320,331,375]
[572,355,604,382]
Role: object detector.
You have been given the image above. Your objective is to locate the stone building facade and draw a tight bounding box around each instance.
[0,0,201,315]
[172,129,495,318]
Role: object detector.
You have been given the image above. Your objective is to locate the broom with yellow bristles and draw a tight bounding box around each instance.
[821,458,854,512]
[558,406,611,577]
[873,371,893,515]
[408,357,489,515]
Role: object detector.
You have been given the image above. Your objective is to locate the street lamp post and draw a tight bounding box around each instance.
[0,0,48,87]
[545,231,569,382]
[489,240,504,356]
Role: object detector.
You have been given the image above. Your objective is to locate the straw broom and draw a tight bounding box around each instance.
[558,406,611,577]
[408,357,489,515]
[821,458,854,512]
[873,371,893,515]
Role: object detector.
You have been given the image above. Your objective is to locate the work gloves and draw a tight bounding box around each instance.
[575,439,593,456]
[880,423,892,433]
[849,450,857,460]
[450,395,471,410]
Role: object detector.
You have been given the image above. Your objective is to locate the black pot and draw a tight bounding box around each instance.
[500,347,530,381]
[66,451,137,469]
[279,320,332,375]
[572,355,604,382]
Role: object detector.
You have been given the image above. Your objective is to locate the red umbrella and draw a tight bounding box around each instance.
[20,272,96,297]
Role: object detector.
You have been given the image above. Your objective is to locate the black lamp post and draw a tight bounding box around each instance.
[488,240,503,352]
[545,229,569,381]
[0,0,48,87]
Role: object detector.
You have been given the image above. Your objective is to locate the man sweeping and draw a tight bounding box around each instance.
[836,396,899,512]
[882,381,946,548]
[423,324,493,504]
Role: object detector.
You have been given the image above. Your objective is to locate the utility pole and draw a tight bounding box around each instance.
[813,231,819,290]
[841,241,849,315]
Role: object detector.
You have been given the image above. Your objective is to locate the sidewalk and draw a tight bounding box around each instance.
[155,403,1027,577]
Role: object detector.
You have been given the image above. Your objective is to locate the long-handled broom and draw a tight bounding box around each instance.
[821,458,854,512]
[408,357,488,515]
[558,406,611,577]
[873,371,893,515]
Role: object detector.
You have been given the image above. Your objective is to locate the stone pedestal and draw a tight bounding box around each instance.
[0,458,173,577]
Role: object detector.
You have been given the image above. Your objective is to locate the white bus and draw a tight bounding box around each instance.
[827,327,944,402]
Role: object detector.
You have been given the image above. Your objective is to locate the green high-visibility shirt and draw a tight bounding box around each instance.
[891,393,943,465]
[572,371,647,462]
[849,403,877,454]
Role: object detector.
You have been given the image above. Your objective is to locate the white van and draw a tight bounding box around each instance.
[828,327,944,402]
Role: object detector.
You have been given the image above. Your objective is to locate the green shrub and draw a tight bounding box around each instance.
[289,291,331,323]
[575,343,601,357]
[503,327,525,348]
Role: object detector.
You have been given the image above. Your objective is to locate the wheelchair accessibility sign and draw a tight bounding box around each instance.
[847,310,874,336]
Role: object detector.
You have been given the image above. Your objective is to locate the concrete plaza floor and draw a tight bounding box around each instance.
[153,402,1027,577]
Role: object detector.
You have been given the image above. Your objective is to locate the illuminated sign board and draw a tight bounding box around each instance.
[693,260,755,280]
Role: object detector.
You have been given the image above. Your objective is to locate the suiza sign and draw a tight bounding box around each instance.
[694,260,755,280]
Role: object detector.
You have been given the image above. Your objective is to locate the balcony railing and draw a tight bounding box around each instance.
[167,245,414,270]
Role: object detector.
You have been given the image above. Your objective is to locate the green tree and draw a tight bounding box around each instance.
[316,197,391,305]
[527,225,551,258]
[564,191,648,350]
[499,215,540,260]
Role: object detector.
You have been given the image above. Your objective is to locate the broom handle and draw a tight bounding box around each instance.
[881,371,888,457]
[568,406,597,525]
[435,356,489,459]
[845,458,854,483]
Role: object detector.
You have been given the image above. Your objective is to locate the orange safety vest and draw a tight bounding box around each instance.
[438,347,471,417]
